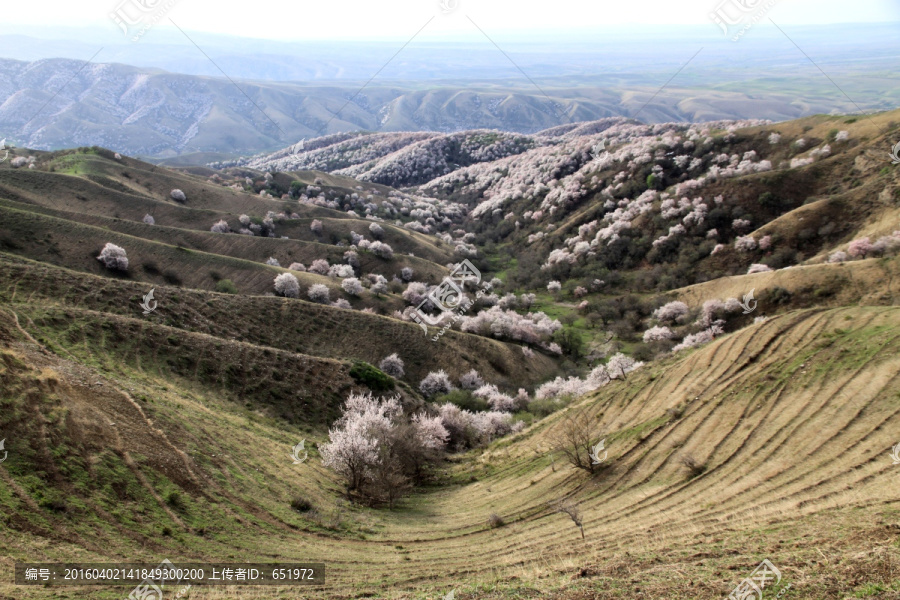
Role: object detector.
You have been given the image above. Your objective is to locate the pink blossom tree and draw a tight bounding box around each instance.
[652,301,689,324]
[848,237,873,258]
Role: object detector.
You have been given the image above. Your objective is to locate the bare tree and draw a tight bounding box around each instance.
[552,499,584,539]
[553,408,603,474]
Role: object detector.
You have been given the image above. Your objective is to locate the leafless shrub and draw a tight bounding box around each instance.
[553,408,603,474]
[488,513,505,529]
[666,405,685,420]
[552,499,584,539]
[680,453,706,477]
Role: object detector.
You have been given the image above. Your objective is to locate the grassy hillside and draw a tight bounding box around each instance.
[0,149,456,267]
[1,109,899,600]
[1,304,897,599]
[0,198,449,286]
[0,253,558,389]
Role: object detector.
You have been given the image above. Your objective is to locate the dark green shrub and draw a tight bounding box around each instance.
[291,497,313,512]
[349,361,394,392]
[166,491,184,510]
[552,327,584,359]
[766,286,793,305]
[758,191,780,209]
[215,279,238,294]
[527,398,565,418]
[436,389,489,412]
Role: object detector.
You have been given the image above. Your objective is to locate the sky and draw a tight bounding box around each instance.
[4,0,899,42]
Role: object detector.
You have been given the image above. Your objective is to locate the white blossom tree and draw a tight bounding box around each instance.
[459,369,484,390]
[342,277,364,296]
[419,370,454,398]
[379,354,405,378]
[97,243,129,271]
[274,273,300,298]
[308,284,331,303]
[308,259,330,275]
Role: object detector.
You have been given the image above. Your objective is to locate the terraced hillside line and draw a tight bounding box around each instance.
[675,255,900,312]
[0,153,457,262]
[0,198,451,284]
[0,253,562,387]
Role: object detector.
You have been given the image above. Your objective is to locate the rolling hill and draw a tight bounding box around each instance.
[0,105,899,600]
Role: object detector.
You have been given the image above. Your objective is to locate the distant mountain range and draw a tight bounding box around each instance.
[0,22,897,158]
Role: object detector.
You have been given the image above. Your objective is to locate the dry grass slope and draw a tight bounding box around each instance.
[1,305,897,599]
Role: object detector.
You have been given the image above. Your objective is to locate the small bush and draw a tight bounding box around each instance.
[349,361,394,392]
[765,286,792,305]
[216,279,238,294]
[666,405,685,420]
[527,397,566,417]
[680,454,706,477]
[436,389,489,412]
[166,491,185,510]
[488,513,505,529]
[291,497,313,512]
